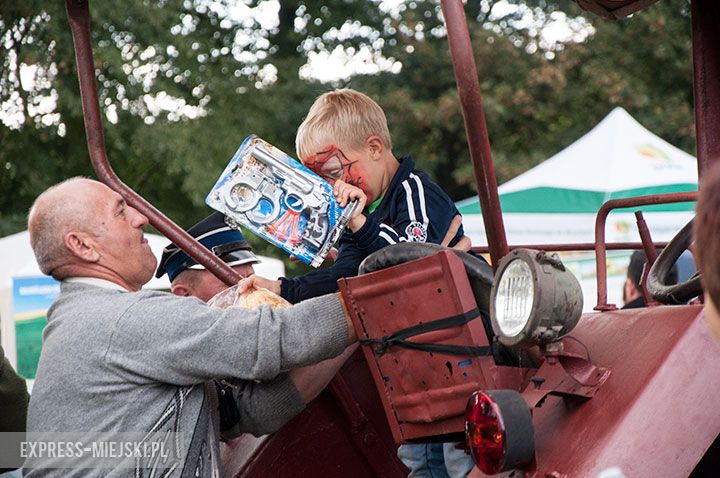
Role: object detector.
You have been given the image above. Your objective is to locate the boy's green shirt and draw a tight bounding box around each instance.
[367,196,383,214]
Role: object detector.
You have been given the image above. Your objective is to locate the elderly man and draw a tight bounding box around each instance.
[156,212,356,437]
[25,177,356,475]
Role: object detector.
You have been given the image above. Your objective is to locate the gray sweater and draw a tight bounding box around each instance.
[24,281,349,477]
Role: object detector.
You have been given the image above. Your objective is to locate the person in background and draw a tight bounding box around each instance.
[158,211,260,302]
[0,343,29,473]
[694,162,720,340]
[156,211,357,438]
[622,249,678,309]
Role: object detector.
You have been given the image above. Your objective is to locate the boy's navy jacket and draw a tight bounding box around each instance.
[280,156,464,304]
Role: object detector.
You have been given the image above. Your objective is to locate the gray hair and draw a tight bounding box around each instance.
[28,177,95,276]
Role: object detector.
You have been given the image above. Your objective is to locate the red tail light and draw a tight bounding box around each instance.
[465,390,535,475]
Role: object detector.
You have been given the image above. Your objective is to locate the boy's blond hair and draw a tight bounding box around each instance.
[296,89,393,161]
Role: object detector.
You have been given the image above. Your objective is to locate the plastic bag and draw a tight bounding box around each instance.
[207,284,291,310]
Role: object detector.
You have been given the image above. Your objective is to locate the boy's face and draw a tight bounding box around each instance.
[303,145,377,201]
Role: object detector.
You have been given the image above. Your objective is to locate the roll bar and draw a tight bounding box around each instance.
[66,0,719,287]
[441,0,508,268]
[65,0,241,287]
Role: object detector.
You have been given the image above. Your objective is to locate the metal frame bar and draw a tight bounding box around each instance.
[634,211,660,307]
[441,0,509,269]
[65,0,241,287]
[692,0,720,178]
[472,241,669,254]
[593,192,697,310]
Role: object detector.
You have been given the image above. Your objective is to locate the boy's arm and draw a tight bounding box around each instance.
[275,213,468,304]
[279,242,366,304]
[349,173,463,250]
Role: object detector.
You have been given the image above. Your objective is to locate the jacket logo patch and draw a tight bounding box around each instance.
[406,222,427,242]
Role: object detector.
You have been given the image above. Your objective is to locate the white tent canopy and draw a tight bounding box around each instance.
[0,230,284,366]
[457,107,698,246]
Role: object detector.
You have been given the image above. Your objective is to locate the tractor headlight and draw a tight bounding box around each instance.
[490,249,583,348]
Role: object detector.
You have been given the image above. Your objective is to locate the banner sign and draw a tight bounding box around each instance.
[13,276,59,379]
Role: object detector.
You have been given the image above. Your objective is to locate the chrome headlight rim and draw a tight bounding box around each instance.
[493,257,536,339]
[490,250,539,347]
[490,248,583,348]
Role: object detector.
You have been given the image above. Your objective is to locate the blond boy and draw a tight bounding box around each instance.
[248,88,474,477]
[253,88,466,304]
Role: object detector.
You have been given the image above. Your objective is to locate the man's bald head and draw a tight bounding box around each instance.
[28,177,99,277]
[28,178,155,291]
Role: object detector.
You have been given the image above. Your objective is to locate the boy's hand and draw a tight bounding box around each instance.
[325,247,339,262]
[237,275,282,296]
[290,247,338,264]
[442,214,472,252]
[333,180,367,209]
[333,180,367,232]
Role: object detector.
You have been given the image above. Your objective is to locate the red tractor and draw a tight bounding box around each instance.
[66,0,720,476]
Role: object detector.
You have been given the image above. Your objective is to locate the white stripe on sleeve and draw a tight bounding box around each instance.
[402,180,417,223]
[409,173,429,226]
[378,231,397,244]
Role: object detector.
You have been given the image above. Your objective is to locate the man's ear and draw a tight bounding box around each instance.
[366,135,385,160]
[64,231,100,263]
[624,277,639,302]
[171,283,193,297]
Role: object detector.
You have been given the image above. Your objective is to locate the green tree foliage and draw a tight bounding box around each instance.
[0,0,694,270]
[356,0,693,198]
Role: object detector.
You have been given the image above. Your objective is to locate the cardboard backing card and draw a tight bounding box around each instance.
[206,135,356,267]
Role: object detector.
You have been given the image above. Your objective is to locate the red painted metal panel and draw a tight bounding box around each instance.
[222,350,408,477]
[525,306,720,476]
[339,251,494,442]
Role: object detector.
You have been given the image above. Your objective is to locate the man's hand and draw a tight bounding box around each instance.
[237,275,282,296]
[333,180,367,232]
[442,214,472,252]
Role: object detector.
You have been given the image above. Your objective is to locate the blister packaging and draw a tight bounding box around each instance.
[206,135,357,267]
[207,284,291,310]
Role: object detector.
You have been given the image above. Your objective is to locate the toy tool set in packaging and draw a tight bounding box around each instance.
[206,135,357,267]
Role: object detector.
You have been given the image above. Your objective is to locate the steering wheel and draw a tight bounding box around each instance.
[646,218,702,304]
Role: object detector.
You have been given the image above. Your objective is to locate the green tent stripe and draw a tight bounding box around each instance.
[456,183,697,214]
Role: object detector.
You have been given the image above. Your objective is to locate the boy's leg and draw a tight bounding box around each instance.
[397,443,450,478]
[442,442,476,478]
